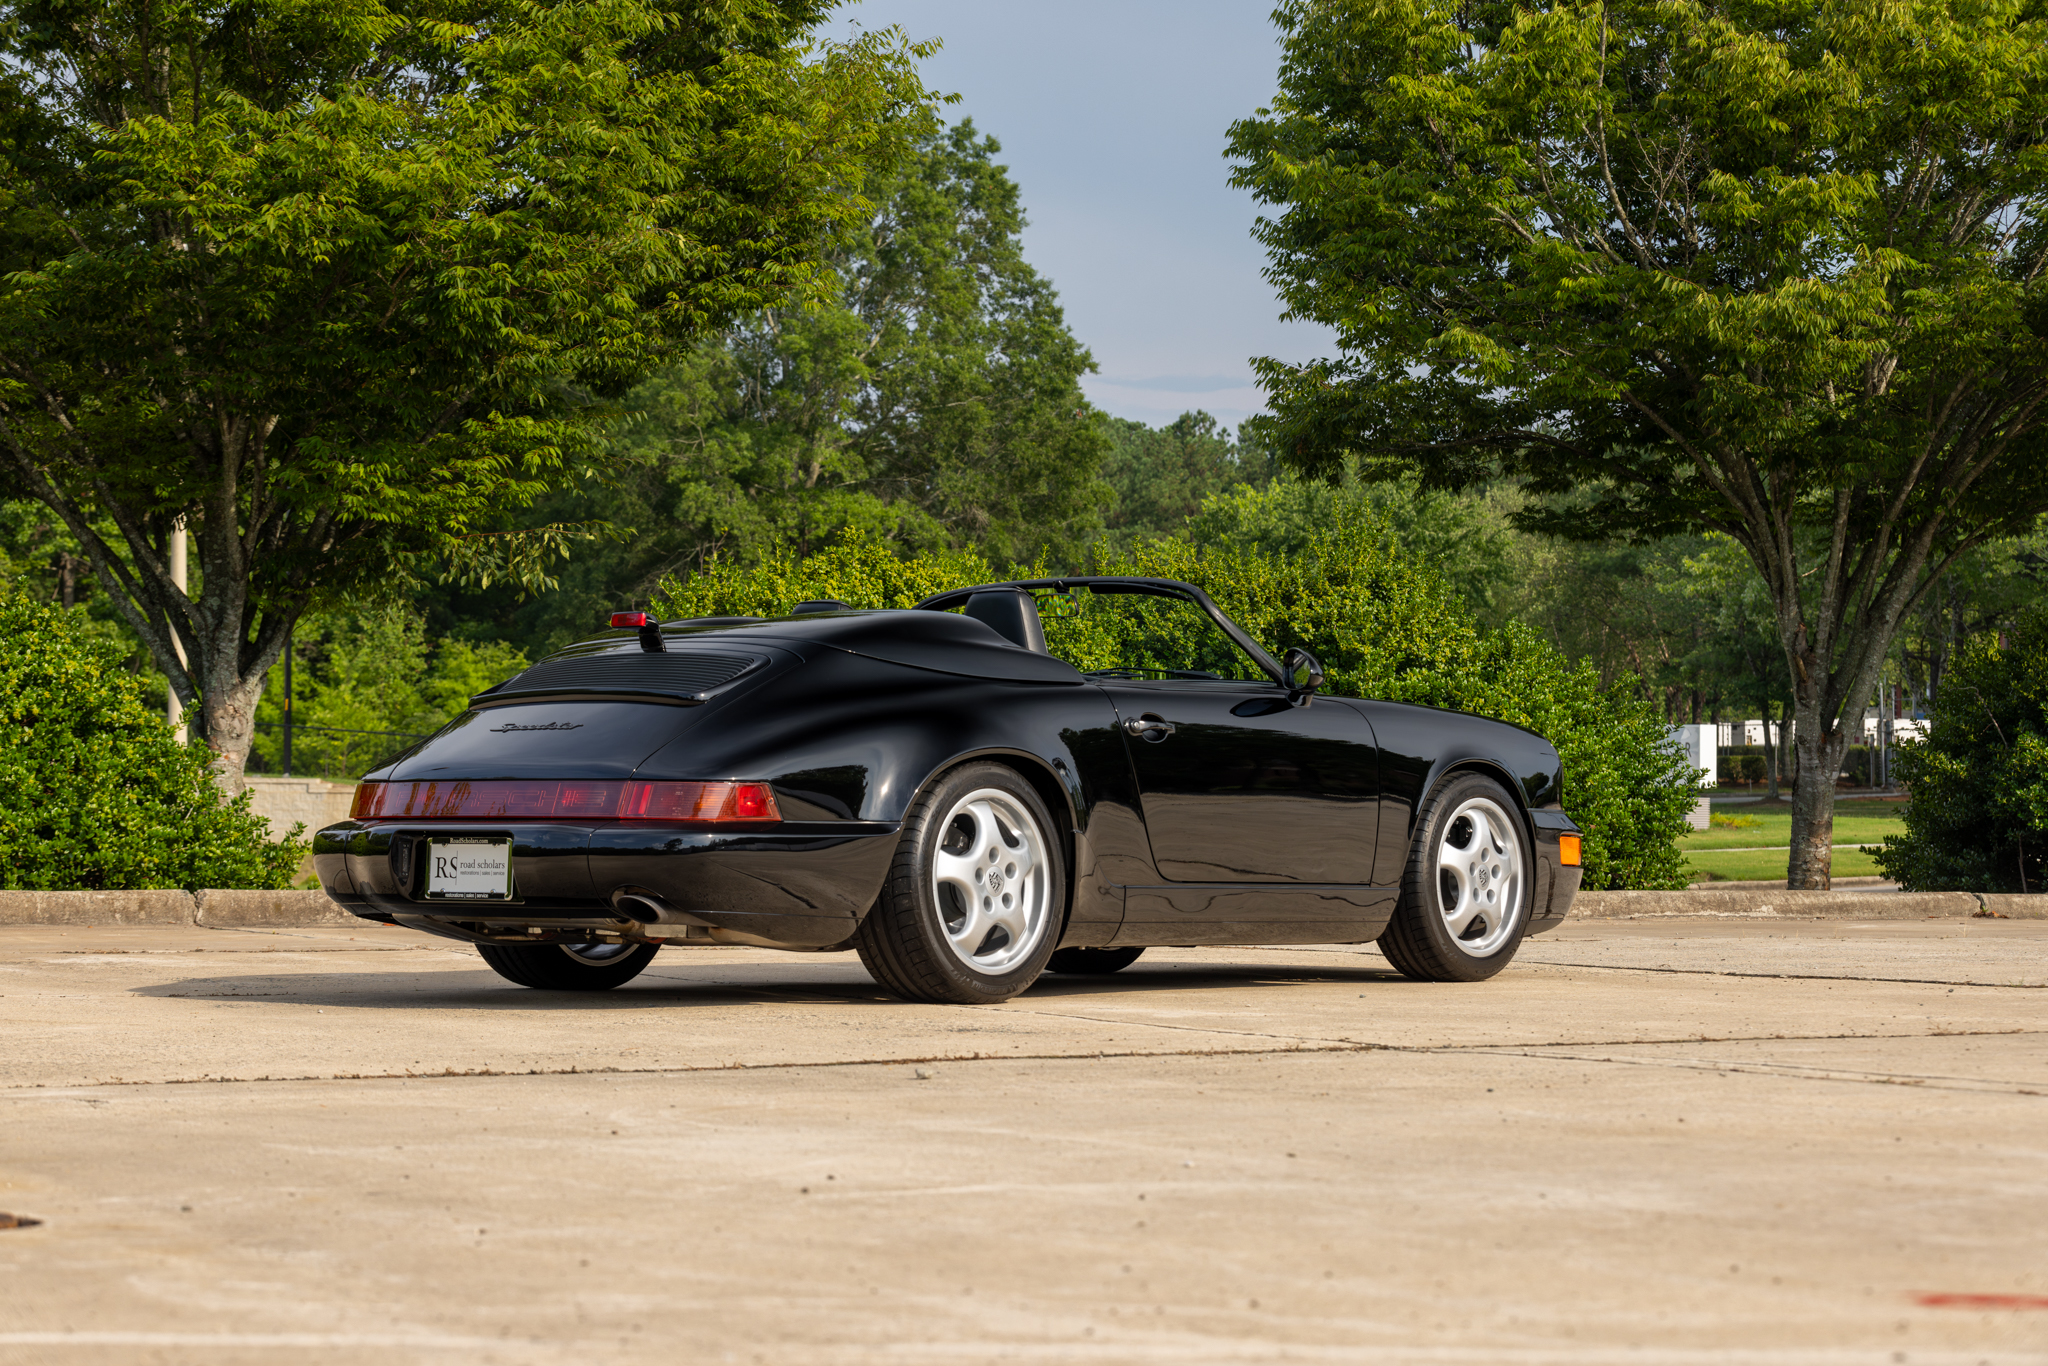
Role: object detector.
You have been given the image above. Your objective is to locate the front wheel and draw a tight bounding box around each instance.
[476,941,658,991]
[856,762,1066,1004]
[1377,773,1531,983]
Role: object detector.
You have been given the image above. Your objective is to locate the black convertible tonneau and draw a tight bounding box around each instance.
[473,609,1083,706]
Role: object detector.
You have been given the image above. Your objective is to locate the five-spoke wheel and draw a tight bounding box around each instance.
[1378,772,1531,982]
[928,787,1056,975]
[1432,795,1524,956]
[856,762,1066,1004]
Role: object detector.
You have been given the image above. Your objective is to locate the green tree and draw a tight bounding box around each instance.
[0,590,302,890]
[1892,520,2048,714]
[1188,468,1518,617]
[580,119,1108,586]
[0,0,933,787]
[1673,537,1798,795]
[1875,607,2048,891]
[1229,0,2048,887]
[249,608,528,779]
[1097,411,1251,550]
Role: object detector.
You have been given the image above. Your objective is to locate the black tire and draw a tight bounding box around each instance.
[476,941,658,991]
[1046,946,1145,975]
[855,761,1067,1004]
[1377,772,1532,983]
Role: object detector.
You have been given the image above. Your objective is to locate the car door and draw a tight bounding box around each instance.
[1097,678,1382,884]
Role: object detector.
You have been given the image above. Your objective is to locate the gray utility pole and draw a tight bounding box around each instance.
[1879,665,1895,790]
[167,520,188,742]
[282,637,293,776]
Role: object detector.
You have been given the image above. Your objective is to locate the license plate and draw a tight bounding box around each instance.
[422,837,513,901]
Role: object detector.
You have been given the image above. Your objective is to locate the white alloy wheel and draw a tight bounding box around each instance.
[928,787,1056,975]
[1433,795,1526,956]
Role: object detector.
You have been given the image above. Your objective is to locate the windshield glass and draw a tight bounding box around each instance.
[1034,586,1269,682]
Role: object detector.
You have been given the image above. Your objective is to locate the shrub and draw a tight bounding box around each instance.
[656,514,1698,890]
[1724,753,1768,786]
[1875,609,2048,892]
[658,539,997,619]
[0,592,305,890]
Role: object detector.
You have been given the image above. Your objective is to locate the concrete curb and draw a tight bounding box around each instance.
[194,889,360,928]
[1972,894,2048,920]
[0,889,355,928]
[0,890,197,926]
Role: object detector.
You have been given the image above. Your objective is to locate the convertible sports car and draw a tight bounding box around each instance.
[313,577,1583,1004]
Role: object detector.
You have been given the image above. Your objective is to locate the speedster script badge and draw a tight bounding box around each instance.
[489,721,583,734]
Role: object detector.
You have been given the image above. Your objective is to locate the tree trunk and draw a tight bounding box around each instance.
[198,658,269,796]
[0,461,300,795]
[1786,699,1852,890]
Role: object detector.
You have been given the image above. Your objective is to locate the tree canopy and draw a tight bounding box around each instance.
[0,0,933,782]
[607,119,1109,569]
[1229,0,2048,885]
[423,117,1109,656]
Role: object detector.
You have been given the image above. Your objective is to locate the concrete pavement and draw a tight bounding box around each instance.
[1,917,2044,1364]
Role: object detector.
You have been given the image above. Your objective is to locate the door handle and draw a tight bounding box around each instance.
[1123,714,1176,742]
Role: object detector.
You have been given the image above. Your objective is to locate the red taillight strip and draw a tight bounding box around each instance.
[349,780,780,823]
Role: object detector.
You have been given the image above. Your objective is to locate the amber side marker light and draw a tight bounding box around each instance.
[350,779,780,823]
[1557,834,1582,866]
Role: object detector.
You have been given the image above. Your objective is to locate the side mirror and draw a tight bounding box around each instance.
[1282,647,1325,704]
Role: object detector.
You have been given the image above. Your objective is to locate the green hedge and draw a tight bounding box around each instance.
[0,593,305,891]
[1875,610,2048,892]
[658,517,1697,890]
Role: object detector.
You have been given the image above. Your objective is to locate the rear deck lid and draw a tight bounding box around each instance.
[473,642,774,707]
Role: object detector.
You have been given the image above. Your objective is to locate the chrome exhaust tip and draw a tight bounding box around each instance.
[608,889,713,928]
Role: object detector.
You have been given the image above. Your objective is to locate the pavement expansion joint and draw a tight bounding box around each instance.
[1001,1005,1374,1049]
[9,1025,2040,1095]
[3,1040,1390,1092]
[1455,1045,2048,1096]
[1519,959,2047,988]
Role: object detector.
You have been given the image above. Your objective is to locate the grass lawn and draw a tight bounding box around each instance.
[1683,846,1887,882]
[1677,798,1906,851]
[1677,797,1902,882]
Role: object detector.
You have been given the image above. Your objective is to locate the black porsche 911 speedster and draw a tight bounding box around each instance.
[312,577,1584,1003]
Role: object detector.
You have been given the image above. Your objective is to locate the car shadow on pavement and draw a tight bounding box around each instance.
[126,957,1410,1010]
[1023,962,1407,996]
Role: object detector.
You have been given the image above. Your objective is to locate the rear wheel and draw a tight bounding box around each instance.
[1046,946,1144,975]
[856,762,1066,1004]
[476,941,658,991]
[1377,773,1531,983]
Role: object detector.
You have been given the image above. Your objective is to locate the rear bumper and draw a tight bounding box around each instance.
[1526,809,1585,936]
[313,819,902,949]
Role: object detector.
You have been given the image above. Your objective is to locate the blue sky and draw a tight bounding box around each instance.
[830,1,1335,431]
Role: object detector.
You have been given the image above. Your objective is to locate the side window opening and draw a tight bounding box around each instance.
[1034,587,1267,682]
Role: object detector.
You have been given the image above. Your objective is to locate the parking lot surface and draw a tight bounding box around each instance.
[1,916,2044,1365]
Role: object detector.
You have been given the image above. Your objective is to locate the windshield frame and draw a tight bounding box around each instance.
[915,577,1287,686]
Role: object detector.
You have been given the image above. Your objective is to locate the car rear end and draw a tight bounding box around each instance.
[311,628,903,953]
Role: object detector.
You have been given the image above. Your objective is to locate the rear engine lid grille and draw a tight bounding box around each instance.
[481,650,764,705]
